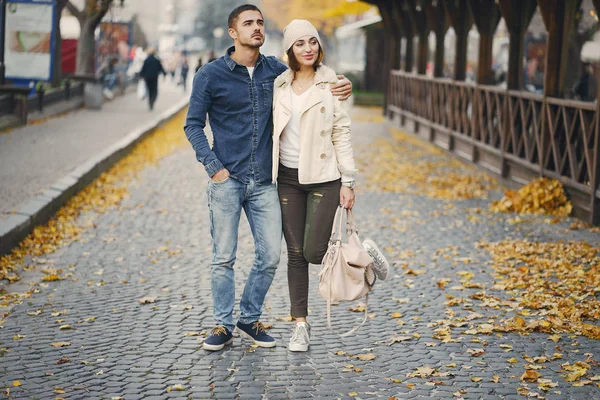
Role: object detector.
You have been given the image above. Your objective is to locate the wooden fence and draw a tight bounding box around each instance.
[388,70,600,224]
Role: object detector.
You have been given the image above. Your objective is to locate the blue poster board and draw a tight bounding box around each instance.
[4,0,56,87]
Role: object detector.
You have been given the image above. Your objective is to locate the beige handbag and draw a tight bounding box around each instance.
[318,207,376,336]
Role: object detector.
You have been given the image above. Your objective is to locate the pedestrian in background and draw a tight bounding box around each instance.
[195,56,203,74]
[179,57,190,91]
[139,48,167,111]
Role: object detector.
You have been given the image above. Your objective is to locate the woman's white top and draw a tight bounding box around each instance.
[279,87,312,169]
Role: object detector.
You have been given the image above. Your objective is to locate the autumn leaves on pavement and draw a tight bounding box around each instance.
[0,111,189,306]
[357,124,600,395]
[1,106,599,397]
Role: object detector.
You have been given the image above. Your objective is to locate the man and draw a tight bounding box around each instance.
[184,4,352,352]
[139,48,167,111]
[179,56,190,91]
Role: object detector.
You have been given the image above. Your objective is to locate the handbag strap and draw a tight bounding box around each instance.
[327,289,368,337]
[329,206,346,243]
[346,208,358,234]
[330,207,359,242]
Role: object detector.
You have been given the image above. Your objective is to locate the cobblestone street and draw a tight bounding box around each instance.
[1,107,599,399]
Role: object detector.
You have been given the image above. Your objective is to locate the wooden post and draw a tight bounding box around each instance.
[408,0,430,75]
[497,0,537,90]
[537,0,579,98]
[592,102,600,225]
[397,2,415,73]
[427,0,449,78]
[469,0,501,85]
[372,0,398,115]
[592,0,600,225]
[443,0,473,81]
[388,1,403,70]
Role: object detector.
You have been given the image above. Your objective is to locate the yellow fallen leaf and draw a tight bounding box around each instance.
[521,370,541,382]
[13,381,21,387]
[58,325,72,330]
[42,274,63,281]
[55,387,66,394]
[499,344,513,352]
[389,335,411,345]
[408,366,436,378]
[548,334,561,343]
[391,312,402,318]
[138,297,157,304]
[491,376,500,383]
[348,304,366,312]
[390,378,402,383]
[51,342,71,348]
[348,392,358,397]
[355,353,376,361]
[393,297,410,304]
[508,358,518,364]
[471,377,483,382]
[467,348,485,357]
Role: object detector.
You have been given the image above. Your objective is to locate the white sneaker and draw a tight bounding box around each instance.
[362,239,390,281]
[288,322,310,352]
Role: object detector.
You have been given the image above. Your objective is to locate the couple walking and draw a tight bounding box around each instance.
[184,4,388,352]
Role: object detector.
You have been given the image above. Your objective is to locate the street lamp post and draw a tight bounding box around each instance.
[0,0,7,85]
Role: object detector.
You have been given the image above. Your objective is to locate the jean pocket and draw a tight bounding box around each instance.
[211,176,230,185]
[262,82,273,109]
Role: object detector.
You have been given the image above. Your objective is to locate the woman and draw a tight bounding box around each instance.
[272,20,389,352]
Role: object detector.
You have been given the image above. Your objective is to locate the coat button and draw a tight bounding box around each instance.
[320,153,326,159]
[320,107,326,113]
[320,130,326,136]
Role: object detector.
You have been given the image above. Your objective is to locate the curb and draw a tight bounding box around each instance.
[0,98,189,257]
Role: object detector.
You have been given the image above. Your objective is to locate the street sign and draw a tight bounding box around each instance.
[4,0,56,82]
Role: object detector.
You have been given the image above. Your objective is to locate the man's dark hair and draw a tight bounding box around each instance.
[228,4,263,28]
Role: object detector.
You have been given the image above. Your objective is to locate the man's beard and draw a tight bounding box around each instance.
[241,36,264,49]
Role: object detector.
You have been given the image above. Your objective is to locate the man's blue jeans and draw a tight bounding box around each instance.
[207,177,281,332]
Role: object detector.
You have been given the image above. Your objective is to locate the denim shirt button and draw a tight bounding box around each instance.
[320,107,326,113]
[320,153,326,159]
[320,130,326,136]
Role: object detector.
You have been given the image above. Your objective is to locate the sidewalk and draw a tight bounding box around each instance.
[0,80,188,220]
[0,107,599,399]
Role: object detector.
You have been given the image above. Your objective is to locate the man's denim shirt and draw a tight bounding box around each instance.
[184,47,287,185]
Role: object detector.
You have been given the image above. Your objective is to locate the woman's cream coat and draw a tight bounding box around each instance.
[272,65,357,185]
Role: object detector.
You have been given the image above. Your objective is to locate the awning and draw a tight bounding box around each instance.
[335,14,382,39]
[323,1,375,18]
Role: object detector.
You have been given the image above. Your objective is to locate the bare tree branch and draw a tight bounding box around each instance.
[65,1,84,22]
[91,0,115,27]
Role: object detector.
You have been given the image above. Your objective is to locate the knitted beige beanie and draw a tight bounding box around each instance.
[283,19,321,52]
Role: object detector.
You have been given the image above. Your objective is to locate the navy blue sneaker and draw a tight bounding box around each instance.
[202,326,233,351]
[236,321,276,348]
